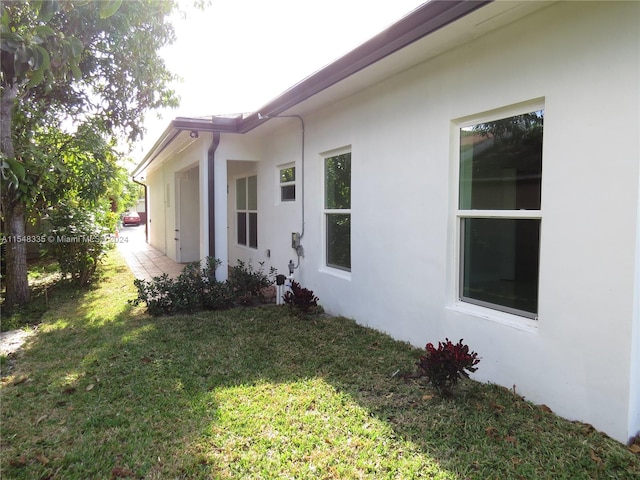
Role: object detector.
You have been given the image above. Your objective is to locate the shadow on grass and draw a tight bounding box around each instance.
[1,253,639,479]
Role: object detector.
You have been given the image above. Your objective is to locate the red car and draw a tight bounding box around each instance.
[122,211,141,226]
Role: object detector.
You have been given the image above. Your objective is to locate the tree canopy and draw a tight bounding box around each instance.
[1,0,181,309]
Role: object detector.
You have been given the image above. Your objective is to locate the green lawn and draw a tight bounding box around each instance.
[1,251,639,479]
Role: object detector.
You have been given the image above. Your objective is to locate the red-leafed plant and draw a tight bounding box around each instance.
[417,338,480,393]
[282,281,320,315]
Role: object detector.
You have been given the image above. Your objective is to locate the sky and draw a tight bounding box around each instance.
[133,0,427,162]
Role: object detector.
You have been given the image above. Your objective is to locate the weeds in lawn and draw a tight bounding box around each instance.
[1,250,638,479]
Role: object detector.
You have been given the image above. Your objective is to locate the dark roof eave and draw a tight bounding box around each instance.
[132,116,240,177]
[240,0,492,132]
[134,0,492,176]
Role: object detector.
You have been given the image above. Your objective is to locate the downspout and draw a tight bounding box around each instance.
[132,177,148,243]
[208,131,221,261]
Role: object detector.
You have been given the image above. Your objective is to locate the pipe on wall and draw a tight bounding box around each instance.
[207,131,221,261]
[132,177,148,243]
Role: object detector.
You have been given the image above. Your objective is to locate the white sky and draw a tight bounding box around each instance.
[133,0,427,162]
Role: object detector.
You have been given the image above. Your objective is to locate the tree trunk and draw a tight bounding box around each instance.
[3,202,29,310]
[1,83,30,310]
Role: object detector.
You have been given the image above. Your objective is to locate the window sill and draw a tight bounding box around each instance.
[236,244,258,251]
[447,302,538,333]
[319,266,352,281]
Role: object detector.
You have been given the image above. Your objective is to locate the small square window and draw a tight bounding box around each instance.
[279,166,296,202]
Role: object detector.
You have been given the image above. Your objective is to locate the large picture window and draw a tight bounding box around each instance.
[324,152,351,271]
[458,108,543,318]
[236,175,257,248]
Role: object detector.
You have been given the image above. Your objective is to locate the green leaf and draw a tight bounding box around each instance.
[1,31,25,46]
[28,67,45,87]
[99,0,122,19]
[32,45,50,71]
[70,62,82,80]
[37,0,59,22]
[4,157,26,181]
[13,45,29,77]
[35,25,56,38]
[1,7,9,28]
[68,36,84,58]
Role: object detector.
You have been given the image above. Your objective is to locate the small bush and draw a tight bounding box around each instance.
[133,273,178,316]
[282,281,320,315]
[417,338,480,394]
[227,260,276,304]
[43,205,111,286]
[202,280,236,310]
[132,257,235,315]
[201,258,235,310]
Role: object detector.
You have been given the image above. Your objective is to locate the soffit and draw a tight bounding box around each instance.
[135,1,555,171]
[269,0,555,119]
[134,130,202,178]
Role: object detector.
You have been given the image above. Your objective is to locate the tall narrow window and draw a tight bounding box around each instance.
[458,108,543,318]
[279,165,296,202]
[236,175,258,248]
[324,152,351,271]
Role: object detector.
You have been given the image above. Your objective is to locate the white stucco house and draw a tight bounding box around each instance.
[132,1,639,444]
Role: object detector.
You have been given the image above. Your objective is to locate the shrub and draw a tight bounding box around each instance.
[417,338,480,393]
[201,257,235,310]
[202,280,236,311]
[132,257,246,315]
[131,257,234,315]
[172,261,206,313]
[282,281,320,315]
[43,205,111,286]
[227,260,276,304]
[132,273,178,316]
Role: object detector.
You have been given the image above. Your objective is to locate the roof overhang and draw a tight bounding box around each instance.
[132,116,238,177]
[240,0,493,131]
[134,0,500,177]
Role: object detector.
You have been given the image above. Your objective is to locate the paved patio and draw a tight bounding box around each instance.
[116,225,185,281]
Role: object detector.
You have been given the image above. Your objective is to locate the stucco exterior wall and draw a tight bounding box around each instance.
[144,137,210,262]
[214,133,262,276]
[232,2,639,442]
[222,123,305,275]
[144,1,639,442]
[146,167,166,255]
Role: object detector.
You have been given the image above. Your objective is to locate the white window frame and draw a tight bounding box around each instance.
[450,99,544,330]
[235,174,258,249]
[277,163,296,203]
[321,147,351,276]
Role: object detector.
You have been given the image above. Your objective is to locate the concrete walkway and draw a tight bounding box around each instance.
[0,328,35,357]
[116,225,185,281]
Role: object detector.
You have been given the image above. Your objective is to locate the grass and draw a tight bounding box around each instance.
[1,251,639,479]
